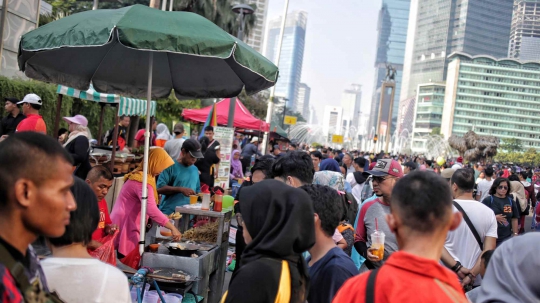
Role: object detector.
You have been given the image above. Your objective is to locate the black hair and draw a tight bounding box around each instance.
[199,136,210,153]
[391,171,453,233]
[58,128,68,137]
[251,155,276,179]
[489,178,511,197]
[120,115,129,120]
[29,103,41,111]
[343,153,353,161]
[354,157,366,168]
[322,148,328,153]
[484,167,494,177]
[519,171,528,180]
[451,168,475,192]
[310,151,322,160]
[0,132,73,208]
[204,126,214,132]
[508,174,519,182]
[300,184,342,237]
[481,250,494,268]
[272,151,314,185]
[86,165,113,182]
[48,177,99,247]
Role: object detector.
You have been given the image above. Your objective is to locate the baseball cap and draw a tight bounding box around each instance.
[4,97,19,104]
[182,139,204,158]
[441,168,456,179]
[17,93,42,106]
[63,115,88,127]
[456,156,463,163]
[403,161,416,170]
[173,122,185,134]
[363,159,403,178]
[251,136,259,143]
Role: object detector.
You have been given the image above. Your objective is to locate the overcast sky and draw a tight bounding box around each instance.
[266,0,380,122]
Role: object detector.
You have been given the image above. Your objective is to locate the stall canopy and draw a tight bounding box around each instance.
[182,98,269,131]
[57,84,157,116]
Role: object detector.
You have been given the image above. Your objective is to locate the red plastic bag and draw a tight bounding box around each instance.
[88,230,119,266]
[120,247,142,270]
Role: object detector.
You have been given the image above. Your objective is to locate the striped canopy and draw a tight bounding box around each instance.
[57,85,157,116]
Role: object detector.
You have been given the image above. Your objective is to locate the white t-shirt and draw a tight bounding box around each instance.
[444,199,498,286]
[477,179,494,202]
[41,257,131,303]
[346,173,365,203]
[164,138,185,161]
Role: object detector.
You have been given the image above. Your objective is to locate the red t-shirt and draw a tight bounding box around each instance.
[15,114,46,134]
[333,251,468,303]
[134,129,156,147]
[91,199,112,241]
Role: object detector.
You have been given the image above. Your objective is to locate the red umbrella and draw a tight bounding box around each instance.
[182,98,269,132]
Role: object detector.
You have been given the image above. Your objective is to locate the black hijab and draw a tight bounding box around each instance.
[240,179,315,301]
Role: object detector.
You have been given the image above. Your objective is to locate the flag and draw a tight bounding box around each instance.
[199,102,218,139]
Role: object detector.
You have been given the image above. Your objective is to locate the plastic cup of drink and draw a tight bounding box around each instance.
[371,230,385,260]
[189,195,198,204]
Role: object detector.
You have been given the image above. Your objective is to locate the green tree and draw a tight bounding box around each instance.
[501,138,523,152]
[431,127,441,135]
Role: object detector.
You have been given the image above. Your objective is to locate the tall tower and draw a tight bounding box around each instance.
[368,0,411,136]
[241,0,270,54]
[509,0,540,61]
[264,11,308,111]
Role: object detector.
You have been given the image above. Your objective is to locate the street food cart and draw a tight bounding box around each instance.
[142,205,232,303]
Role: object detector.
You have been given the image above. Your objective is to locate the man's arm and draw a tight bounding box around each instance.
[470,236,496,276]
[441,248,469,280]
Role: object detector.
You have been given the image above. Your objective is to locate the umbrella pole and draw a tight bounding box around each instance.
[53,94,63,138]
[139,52,154,255]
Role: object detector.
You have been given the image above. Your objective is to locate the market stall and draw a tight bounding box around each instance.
[54,84,157,174]
[182,98,269,132]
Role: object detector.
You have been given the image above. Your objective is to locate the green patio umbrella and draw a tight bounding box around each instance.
[18,4,278,256]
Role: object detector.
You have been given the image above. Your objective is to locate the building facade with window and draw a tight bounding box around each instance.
[411,83,446,153]
[442,52,540,149]
[509,0,540,61]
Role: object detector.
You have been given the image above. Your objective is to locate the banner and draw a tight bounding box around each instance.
[214,126,234,189]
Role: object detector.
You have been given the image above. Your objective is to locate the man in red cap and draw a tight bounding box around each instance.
[353,159,403,272]
[452,156,464,170]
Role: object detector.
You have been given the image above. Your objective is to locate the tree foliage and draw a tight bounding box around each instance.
[431,127,441,135]
[500,138,523,153]
[495,148,540,165]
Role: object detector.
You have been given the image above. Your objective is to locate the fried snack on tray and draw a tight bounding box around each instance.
[168,212,182,220]
[183,221,219,243]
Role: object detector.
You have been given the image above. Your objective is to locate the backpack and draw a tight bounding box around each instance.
[340,192,359,224]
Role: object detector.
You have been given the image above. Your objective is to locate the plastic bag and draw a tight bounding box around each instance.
[88,230,118,266]
[120,246,142,270]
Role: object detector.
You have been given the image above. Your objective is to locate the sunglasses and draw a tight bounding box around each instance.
[372,176,394,183]
[498,186,508,190]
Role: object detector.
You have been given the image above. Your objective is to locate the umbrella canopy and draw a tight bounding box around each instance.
[182,98,269,132]
[57,84,157,116]
[18,4,278,100]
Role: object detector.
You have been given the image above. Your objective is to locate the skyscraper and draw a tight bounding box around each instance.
[509,0,540,61]
[265,11,307,112]
[322,106,343,138]
[297,83,311,119]
[368,0,411,136]
[341,84,362,139]
[400,0,514,100]
[241,0,270,54]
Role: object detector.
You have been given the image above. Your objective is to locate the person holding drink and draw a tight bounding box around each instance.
[353,159,403,272]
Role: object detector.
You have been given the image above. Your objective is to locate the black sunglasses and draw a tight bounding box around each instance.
[372,176,394,183]
[498,185,508,190]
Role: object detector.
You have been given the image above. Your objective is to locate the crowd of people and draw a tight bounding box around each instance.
[1,94,540,302]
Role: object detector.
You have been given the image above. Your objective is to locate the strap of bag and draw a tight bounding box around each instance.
[453,201,483,251]
[0,242,31,291]
[365,268,380,303]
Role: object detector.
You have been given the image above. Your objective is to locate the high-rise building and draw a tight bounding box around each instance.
[265,11,307,111]
[411,83,445,153]
[238,0,269,54]
[297,83,311,118]
[369,0,411,136]
[400,0,514,100]
[509,0,540,61]
[309,105,318,125]
[341,84,362,131]
[396,96,416,135]
[442,52,540,149]
[322,106,343,138]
